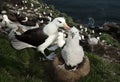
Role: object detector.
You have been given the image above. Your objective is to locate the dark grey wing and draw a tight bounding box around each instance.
[15,28,48,46]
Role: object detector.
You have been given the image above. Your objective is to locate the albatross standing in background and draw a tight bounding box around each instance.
[15,17,70,60]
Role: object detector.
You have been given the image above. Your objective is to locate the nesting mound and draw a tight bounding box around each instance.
[52,53,90,82]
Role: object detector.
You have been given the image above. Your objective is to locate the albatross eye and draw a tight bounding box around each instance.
[58,20,62,23]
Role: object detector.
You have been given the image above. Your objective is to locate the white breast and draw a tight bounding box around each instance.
[57,32,66,47]
[62,44,84,67]
[61,27,84,67]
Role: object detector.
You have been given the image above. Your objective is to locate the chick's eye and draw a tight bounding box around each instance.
[58,20,62,23]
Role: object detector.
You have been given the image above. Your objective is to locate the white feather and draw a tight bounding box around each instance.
[57,32,66,48]
[2,15,19,31]
[88,34,99,45]
[38,17,68,54]
[9,30,36,50]
[21,17,28,22]
[62,27,84,67]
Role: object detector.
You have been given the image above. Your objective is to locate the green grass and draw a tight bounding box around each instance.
[80,52,120,82]
[0,35,120,82]
[100,33,120,48]
[0,35,52,82]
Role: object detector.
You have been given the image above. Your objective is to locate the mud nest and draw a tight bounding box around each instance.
[51,53,90,82]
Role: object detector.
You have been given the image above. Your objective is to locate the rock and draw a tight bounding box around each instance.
[103,22,120,41]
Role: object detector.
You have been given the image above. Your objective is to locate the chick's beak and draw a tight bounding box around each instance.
[63,23,71,30]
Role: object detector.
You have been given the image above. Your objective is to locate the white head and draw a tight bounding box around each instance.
[96,36,100,40]
[52,17,70,30]
[68,26,80,39]
[43,17,70,36]
[31,3,34,7]
[99,32,102,35]
[25,17,28,21]
[85,28,87,32]
[3,15,10,22]
[92,30,95,34]
[81,35,85,40]
[80,25,83,29]
[17,11,20,15]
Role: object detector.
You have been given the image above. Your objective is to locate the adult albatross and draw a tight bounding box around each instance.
[15,17,70,59]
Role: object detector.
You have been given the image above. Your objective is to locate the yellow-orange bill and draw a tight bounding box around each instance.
[63,23,71,30]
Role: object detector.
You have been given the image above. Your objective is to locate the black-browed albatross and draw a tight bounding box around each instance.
[15,17,70,59]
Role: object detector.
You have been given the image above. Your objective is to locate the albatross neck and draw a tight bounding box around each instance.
[43,22,59,36]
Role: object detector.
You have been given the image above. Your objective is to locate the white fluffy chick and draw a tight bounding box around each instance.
[61,27,84,70]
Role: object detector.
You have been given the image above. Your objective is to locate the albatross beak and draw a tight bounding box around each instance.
[63,23,71,30]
